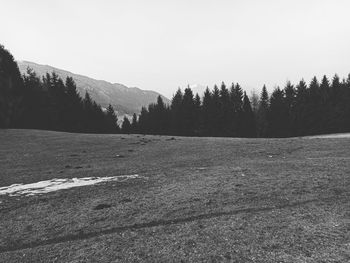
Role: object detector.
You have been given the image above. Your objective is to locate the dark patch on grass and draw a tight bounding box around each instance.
[93,204,112,210]
[120,198,132,203]
[0,196,339,253]
[91,217,107,224]
[286,146,304,154]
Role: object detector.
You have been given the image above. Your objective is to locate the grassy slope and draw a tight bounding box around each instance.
[0,129,349,262]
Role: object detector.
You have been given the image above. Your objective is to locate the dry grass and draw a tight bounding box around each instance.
[0,129,349,262]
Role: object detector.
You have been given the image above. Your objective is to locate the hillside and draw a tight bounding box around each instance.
[17,61,170,115]
[1,130,349,262]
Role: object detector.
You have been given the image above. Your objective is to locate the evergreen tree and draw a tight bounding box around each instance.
[211,85,221,136]
[170,88,184,135]
[307,76,322,134]
[320,75,330,101]
[20,68,50,129]
[202,87,212,136]
[241,92,256,137]
[294,79,309,135]
[330,74,350,132]
[121,116,131,134]
[105,104,119,133]
[131,113,138,133]
[138,107,149,134]
[268,87,288,137]
[284,81,296,136]
[153,95,170,134]
[219,82,232,136]
[256,85,269,137]
[182,87,196,135]
[194,93,202,135]
[65,76,83,131]
[230,83,244,136]
[0,44,24,128]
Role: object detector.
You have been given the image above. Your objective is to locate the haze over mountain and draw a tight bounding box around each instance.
[17,61,170,116]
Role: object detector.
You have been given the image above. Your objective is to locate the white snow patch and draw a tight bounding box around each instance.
[0,175,145,196]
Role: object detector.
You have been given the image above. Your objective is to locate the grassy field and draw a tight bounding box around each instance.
[0,129,349,262]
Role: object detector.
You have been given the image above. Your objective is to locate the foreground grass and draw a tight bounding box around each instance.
[0,129,349,262]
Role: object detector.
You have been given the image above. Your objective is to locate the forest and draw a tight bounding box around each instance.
[1,44,350,137]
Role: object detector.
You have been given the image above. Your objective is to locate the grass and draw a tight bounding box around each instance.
[0,129,349,262]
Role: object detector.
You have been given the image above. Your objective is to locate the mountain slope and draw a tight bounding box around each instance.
[17,61,169,115]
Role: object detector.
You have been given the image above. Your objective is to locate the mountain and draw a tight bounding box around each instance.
[17,61,169,115]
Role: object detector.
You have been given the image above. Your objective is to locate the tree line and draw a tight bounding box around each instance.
[0,44,119,133]
[128,76,350,137]
[1,44,350,137]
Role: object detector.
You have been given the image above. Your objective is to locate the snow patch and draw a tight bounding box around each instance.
[0,175,145,196]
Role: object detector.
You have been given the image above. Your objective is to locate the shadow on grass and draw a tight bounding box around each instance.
[0,195,344,253]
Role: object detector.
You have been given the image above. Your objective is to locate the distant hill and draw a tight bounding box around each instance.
[17,61,170,115]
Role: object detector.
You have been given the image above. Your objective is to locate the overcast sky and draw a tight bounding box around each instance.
[1,0,350,98]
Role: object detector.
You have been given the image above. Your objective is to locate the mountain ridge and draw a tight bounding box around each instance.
[17,61,170,115]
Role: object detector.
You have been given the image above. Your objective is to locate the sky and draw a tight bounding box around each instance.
[1,0,350,98]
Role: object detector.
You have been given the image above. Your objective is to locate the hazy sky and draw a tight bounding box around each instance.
[2,0,350,98]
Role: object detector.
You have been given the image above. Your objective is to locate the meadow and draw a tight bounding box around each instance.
[0,129,349,262]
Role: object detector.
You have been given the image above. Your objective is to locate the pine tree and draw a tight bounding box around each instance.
[65,77,83,132]
[138,107,149,134]
[170,88,184,135]
[284,81,296,136]
[202,87,212,136]
[121,116,131,134]
[211,85,221,136]
[320,75,330,101]
[219,82,232,136]
[20,68,50,129]
[307,76,322,134]
[268,87,288,137]
[194,93,202,135]
[82,92,95,132]
[294,79,309,135]
[182,87,196,135]
[230,83,244,136]
[329,74,348,133]
[256,85,269,137]
[105,104,119,133]
[241,92,256,137]
[0,44,24,128]
[154,95,169,134]
[131,113,138,133]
